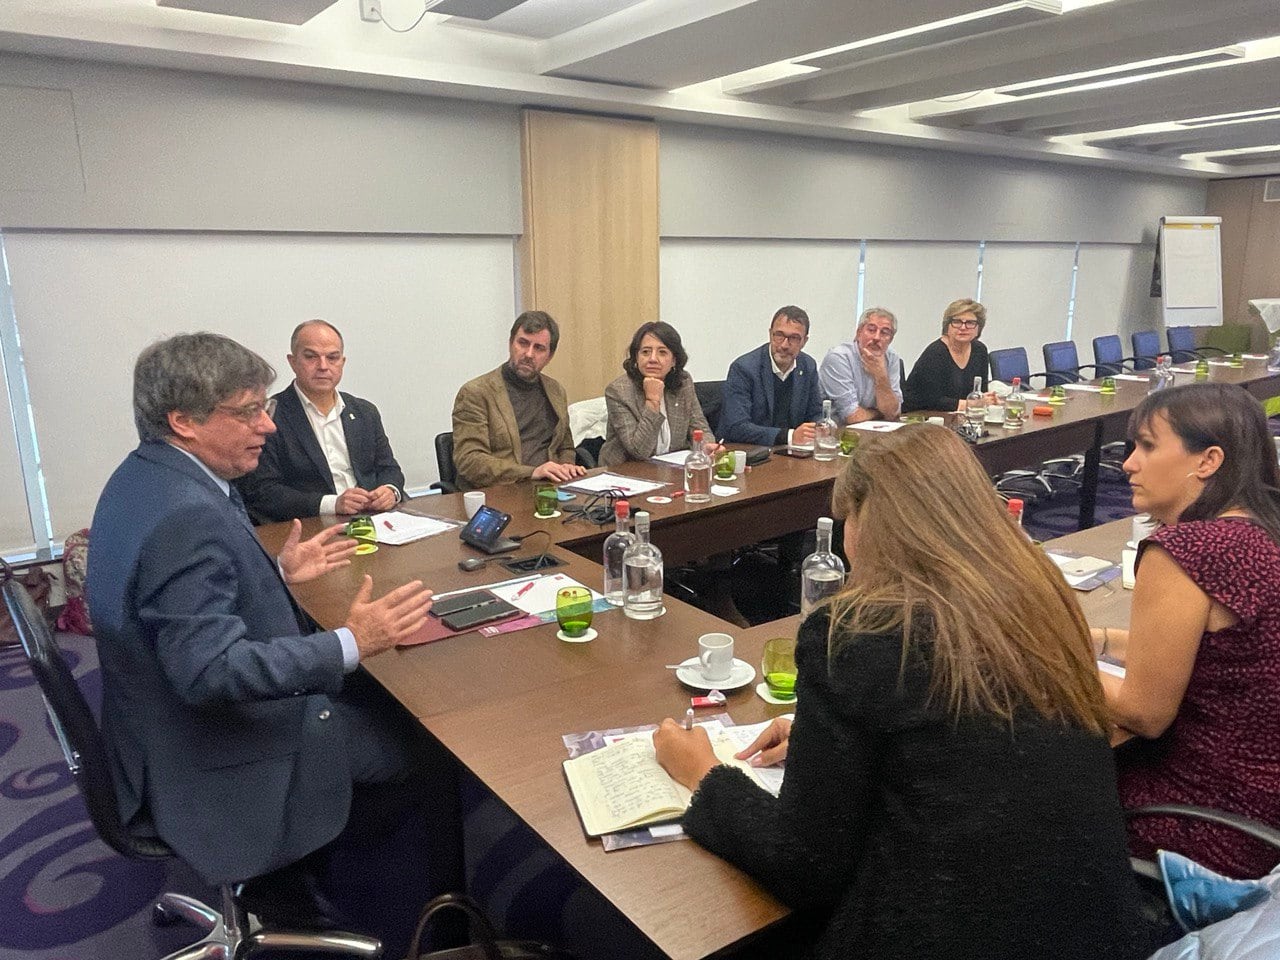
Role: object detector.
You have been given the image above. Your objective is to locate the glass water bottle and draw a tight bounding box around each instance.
[814,399,839,461]
[965,376,986,428]
[623,512,665,620]
[602,499,635,607]
[800,517,846,618]
[684,430,712,503]
[1004,377,1025,429]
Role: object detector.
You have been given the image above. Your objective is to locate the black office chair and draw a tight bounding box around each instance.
[2,579,382,960]
[575,436,604,469]
[693,380,725,437]
[1131,331,1160,371]
[988,347,1050,387]
[431,432,458,494]
[1042,341,1104,386]
[1092,335,1135,376]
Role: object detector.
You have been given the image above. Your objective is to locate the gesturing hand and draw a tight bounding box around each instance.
[735,716,792,767]
[344,576,434,659]
[279,521,357,584]
[532,461,586,483]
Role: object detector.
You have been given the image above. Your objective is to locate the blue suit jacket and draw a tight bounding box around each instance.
[236,385,405,524]
[87,441,352,884]
[720,344,825,446]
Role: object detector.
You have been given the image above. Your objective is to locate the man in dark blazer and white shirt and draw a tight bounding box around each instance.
[88,333,457,932]
[237,319,405,524]
[719,305,825,447]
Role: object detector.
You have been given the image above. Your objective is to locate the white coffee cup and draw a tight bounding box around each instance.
[732,450,747,474]
[463,491,486,519]
[698,632,734,682]
[1131,513,1158,544]
[984,405,1004,424]
[925,416,945,426]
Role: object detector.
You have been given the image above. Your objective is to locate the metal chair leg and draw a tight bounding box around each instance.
[158,943,231,960]
[155,892,221,930]
[242,930,383,958]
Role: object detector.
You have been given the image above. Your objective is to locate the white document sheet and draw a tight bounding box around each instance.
[560,472,668,497]
[847,421,906,433]
[370,511,456,545]
[489,572,602,616]
[650,450,691,467]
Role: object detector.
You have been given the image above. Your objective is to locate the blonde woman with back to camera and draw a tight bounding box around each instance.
[654,425,1151,960]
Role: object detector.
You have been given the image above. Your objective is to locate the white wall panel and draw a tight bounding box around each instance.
[0,338,36,554]
[4,231,517,540]
[979,243,1077,365]
[659,239,860,383]
[1073,243,1162,363]
[861,241,980,375]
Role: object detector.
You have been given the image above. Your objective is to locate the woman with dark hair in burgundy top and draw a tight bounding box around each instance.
[1098,382,1280,878]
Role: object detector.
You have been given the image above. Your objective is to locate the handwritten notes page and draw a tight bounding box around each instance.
[563,725,762,837]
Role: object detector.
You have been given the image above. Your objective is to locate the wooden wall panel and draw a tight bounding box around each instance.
[1208,176,1280,348]
[519,109,659,403]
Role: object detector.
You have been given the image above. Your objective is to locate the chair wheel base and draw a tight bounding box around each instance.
[153,902,183,927]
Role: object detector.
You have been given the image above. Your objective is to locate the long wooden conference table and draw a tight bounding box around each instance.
[260,358,1279,960]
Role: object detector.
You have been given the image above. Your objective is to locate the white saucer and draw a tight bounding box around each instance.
[756,682,797,705]
[558,627,597,643]
[713,474,738,483]
[674,657,756,692]
[534,509,562,519]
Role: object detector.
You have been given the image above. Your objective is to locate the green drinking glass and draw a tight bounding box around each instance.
[761,637,797,701]
[344,515,378,555]
[1099,377,1116,396]
[1195,359,1210,381]
[555,586,593,639]
[838,428,858,457]
[534,482,558,518]
[1048,384,1067,404]
[714,450,735,480]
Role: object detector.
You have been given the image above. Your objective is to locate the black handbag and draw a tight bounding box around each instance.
[404,892,576,960]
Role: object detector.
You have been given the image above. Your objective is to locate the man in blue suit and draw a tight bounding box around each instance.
[719,305,824,447]
[88,333,458,935]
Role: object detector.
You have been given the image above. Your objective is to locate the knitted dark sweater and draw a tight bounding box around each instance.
[682,611,1152,960]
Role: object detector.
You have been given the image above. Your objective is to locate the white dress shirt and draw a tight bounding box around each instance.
[295,384,357,516]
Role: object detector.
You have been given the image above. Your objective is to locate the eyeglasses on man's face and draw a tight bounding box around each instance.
[216,398,277,424]
[770,330,806,347]
[948,318,980,330]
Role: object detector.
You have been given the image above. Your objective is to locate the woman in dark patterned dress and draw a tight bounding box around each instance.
[1098,382,1280,878]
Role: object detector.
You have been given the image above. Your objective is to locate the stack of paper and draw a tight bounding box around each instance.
[369,511,456,545]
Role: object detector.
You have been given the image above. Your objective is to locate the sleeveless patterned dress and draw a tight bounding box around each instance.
[1118,517,1280,878]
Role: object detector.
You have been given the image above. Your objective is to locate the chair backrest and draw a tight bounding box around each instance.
[434,432,457,490]
[1092,335,1125,374]
[694,380,725,437]
[989,347,1031,384]
[1131,330,1159,370]
[1166,325,1199,363]
[1042,341,1083,386]
[3,580,169,861]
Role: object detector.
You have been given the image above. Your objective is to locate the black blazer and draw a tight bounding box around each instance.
[237,385,405,523]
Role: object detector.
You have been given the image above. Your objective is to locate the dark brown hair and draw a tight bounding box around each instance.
[1128,382,1280,541]
[509,310,560,354]
[622,321,689,391]
[771,305,810,336]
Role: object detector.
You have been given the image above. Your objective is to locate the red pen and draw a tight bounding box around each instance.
[382,519,395,530]
[513,580,536,599]
[671,490,685,498]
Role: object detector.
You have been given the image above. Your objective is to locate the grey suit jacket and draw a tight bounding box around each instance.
[87,441,355,884]
[600,373,711,468]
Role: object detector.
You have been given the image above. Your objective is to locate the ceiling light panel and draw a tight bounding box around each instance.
[431,0,529,22]
[443,0,636,38]
[156,0,337,23]
[1200,148,1280,167]
[1179,107,1280,127]
[797,1,1062,71]
[995,46,1244,96]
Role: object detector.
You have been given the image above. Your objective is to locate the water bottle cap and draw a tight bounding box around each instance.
[817,517,833,532]
[1007,498,1024,512]
[692,429,704,442]
[615,499,630,518]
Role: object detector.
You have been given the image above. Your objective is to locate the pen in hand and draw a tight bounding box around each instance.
[683,707,694,731]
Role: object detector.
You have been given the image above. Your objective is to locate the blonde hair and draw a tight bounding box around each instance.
[941,298,987,337]
[827,425,1108,735]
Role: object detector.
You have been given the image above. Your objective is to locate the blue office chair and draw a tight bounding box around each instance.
[1130,331,1160,370]
[1092,335,1134,376]
[694,380,725,437]
[1042,341,1104,386]
[1167,325,1227,363]
[988,347,1049,387]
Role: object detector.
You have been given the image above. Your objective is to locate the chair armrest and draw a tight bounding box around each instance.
[1127,804,1280,852]
[575,444,598,469]
[1194,346,1228,358]
[430,480,459,495]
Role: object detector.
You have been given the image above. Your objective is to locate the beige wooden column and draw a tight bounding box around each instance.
[519,109,659,403]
